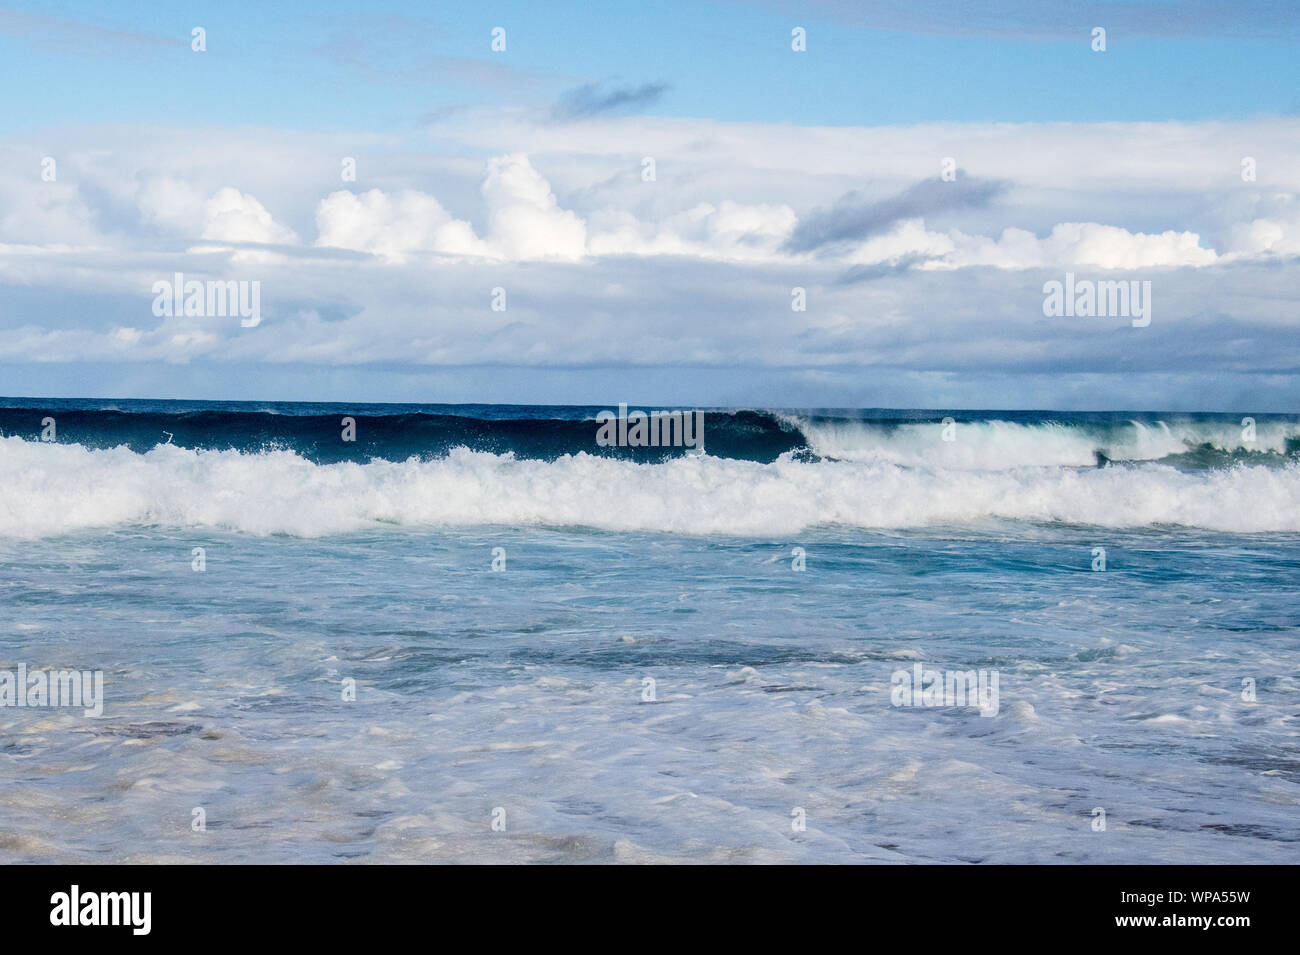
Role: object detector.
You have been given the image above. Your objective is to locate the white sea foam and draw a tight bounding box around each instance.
[2,436,1298,538]
[788,417,1297,469]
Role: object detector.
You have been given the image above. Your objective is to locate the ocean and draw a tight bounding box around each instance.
[1,398,1298,862]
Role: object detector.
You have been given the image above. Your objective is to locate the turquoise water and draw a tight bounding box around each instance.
[2,524,1297,862]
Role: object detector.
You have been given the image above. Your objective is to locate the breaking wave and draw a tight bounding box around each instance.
[2,437,1298,538]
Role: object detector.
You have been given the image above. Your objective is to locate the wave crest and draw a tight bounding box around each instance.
[3,438,1298,538]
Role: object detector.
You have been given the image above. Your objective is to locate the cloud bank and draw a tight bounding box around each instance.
[1,113,1298,407]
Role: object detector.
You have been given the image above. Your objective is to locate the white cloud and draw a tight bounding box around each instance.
[846,219,1218,270]
[843,218,957,266]
[315,188,488,262]
[201,187,298,246]
[136,177,207,235]
[589,199,797,261]
[480,153,587,261]
[1222,195,1300,258]
[0,181,100,245]
[947,222,1218,269]
[313,155,587,262]
[0,116,1298,408]
[0,318,221,364]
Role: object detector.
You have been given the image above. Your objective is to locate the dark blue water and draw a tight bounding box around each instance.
[2,397,1295,466]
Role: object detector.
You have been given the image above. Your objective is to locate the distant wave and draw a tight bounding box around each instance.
[3,439,1299,538]
[0,405,1295,469]
[0,408,801,464]
[789,416,1300,470]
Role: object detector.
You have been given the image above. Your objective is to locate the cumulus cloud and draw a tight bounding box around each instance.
[0,116,1298,408]
[200,188,298,245]
[1227,218,1300,257]
[960,222,1219,270]
[589,199,796,261]
[1222,196,1300,259]
[315,188,488,262]
[313,155,588,262]
[480,153,587,260]
[844,219,1218,270]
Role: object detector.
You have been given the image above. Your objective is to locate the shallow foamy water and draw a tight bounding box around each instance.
[2,525,1297,863]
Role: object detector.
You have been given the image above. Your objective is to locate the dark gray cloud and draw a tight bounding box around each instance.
[785,174,1009,253]
[550,81,669,120]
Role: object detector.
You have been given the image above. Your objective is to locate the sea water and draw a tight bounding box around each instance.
[1,399,1297,862]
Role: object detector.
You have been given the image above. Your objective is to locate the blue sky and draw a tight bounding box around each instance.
[1,1,1299,408]
[4,0,1299,129]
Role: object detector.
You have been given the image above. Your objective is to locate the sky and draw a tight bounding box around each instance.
[1,0,1299,409]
